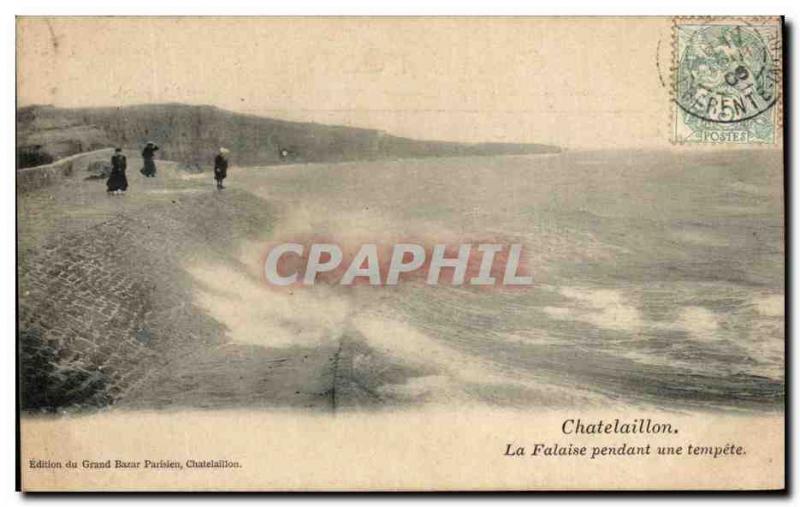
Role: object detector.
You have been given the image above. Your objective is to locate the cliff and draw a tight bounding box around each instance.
[17,103,560,169]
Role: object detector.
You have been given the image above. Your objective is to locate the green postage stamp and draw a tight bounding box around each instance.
[672,17,782,144]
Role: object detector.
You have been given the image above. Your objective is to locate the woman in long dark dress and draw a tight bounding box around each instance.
[214,147,229,189]
[141,142,159,177]
[106,148,128,193]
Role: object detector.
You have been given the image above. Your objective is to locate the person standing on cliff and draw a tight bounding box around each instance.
[106,148,128,194]
[140,141,159,177]
[214,147,229,190]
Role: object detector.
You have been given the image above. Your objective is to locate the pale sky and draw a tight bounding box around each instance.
[17,17,675,148]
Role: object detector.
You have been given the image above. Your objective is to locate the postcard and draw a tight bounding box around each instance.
[16,16,784,491]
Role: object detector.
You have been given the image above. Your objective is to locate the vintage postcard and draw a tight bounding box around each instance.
[16,16,785,491]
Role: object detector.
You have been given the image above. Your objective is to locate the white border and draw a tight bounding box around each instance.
[3,1,796,505]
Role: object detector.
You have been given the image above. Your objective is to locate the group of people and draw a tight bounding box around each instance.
[106,142,230,194]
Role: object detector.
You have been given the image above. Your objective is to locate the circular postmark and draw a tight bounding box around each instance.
[676,25,778,124]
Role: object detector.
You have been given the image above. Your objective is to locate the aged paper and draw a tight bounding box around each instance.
[16,17,784,491]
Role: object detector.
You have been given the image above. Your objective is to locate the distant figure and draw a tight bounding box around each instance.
[106,148,128,194]
[214,147,230,190]
[141,142,159,177]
